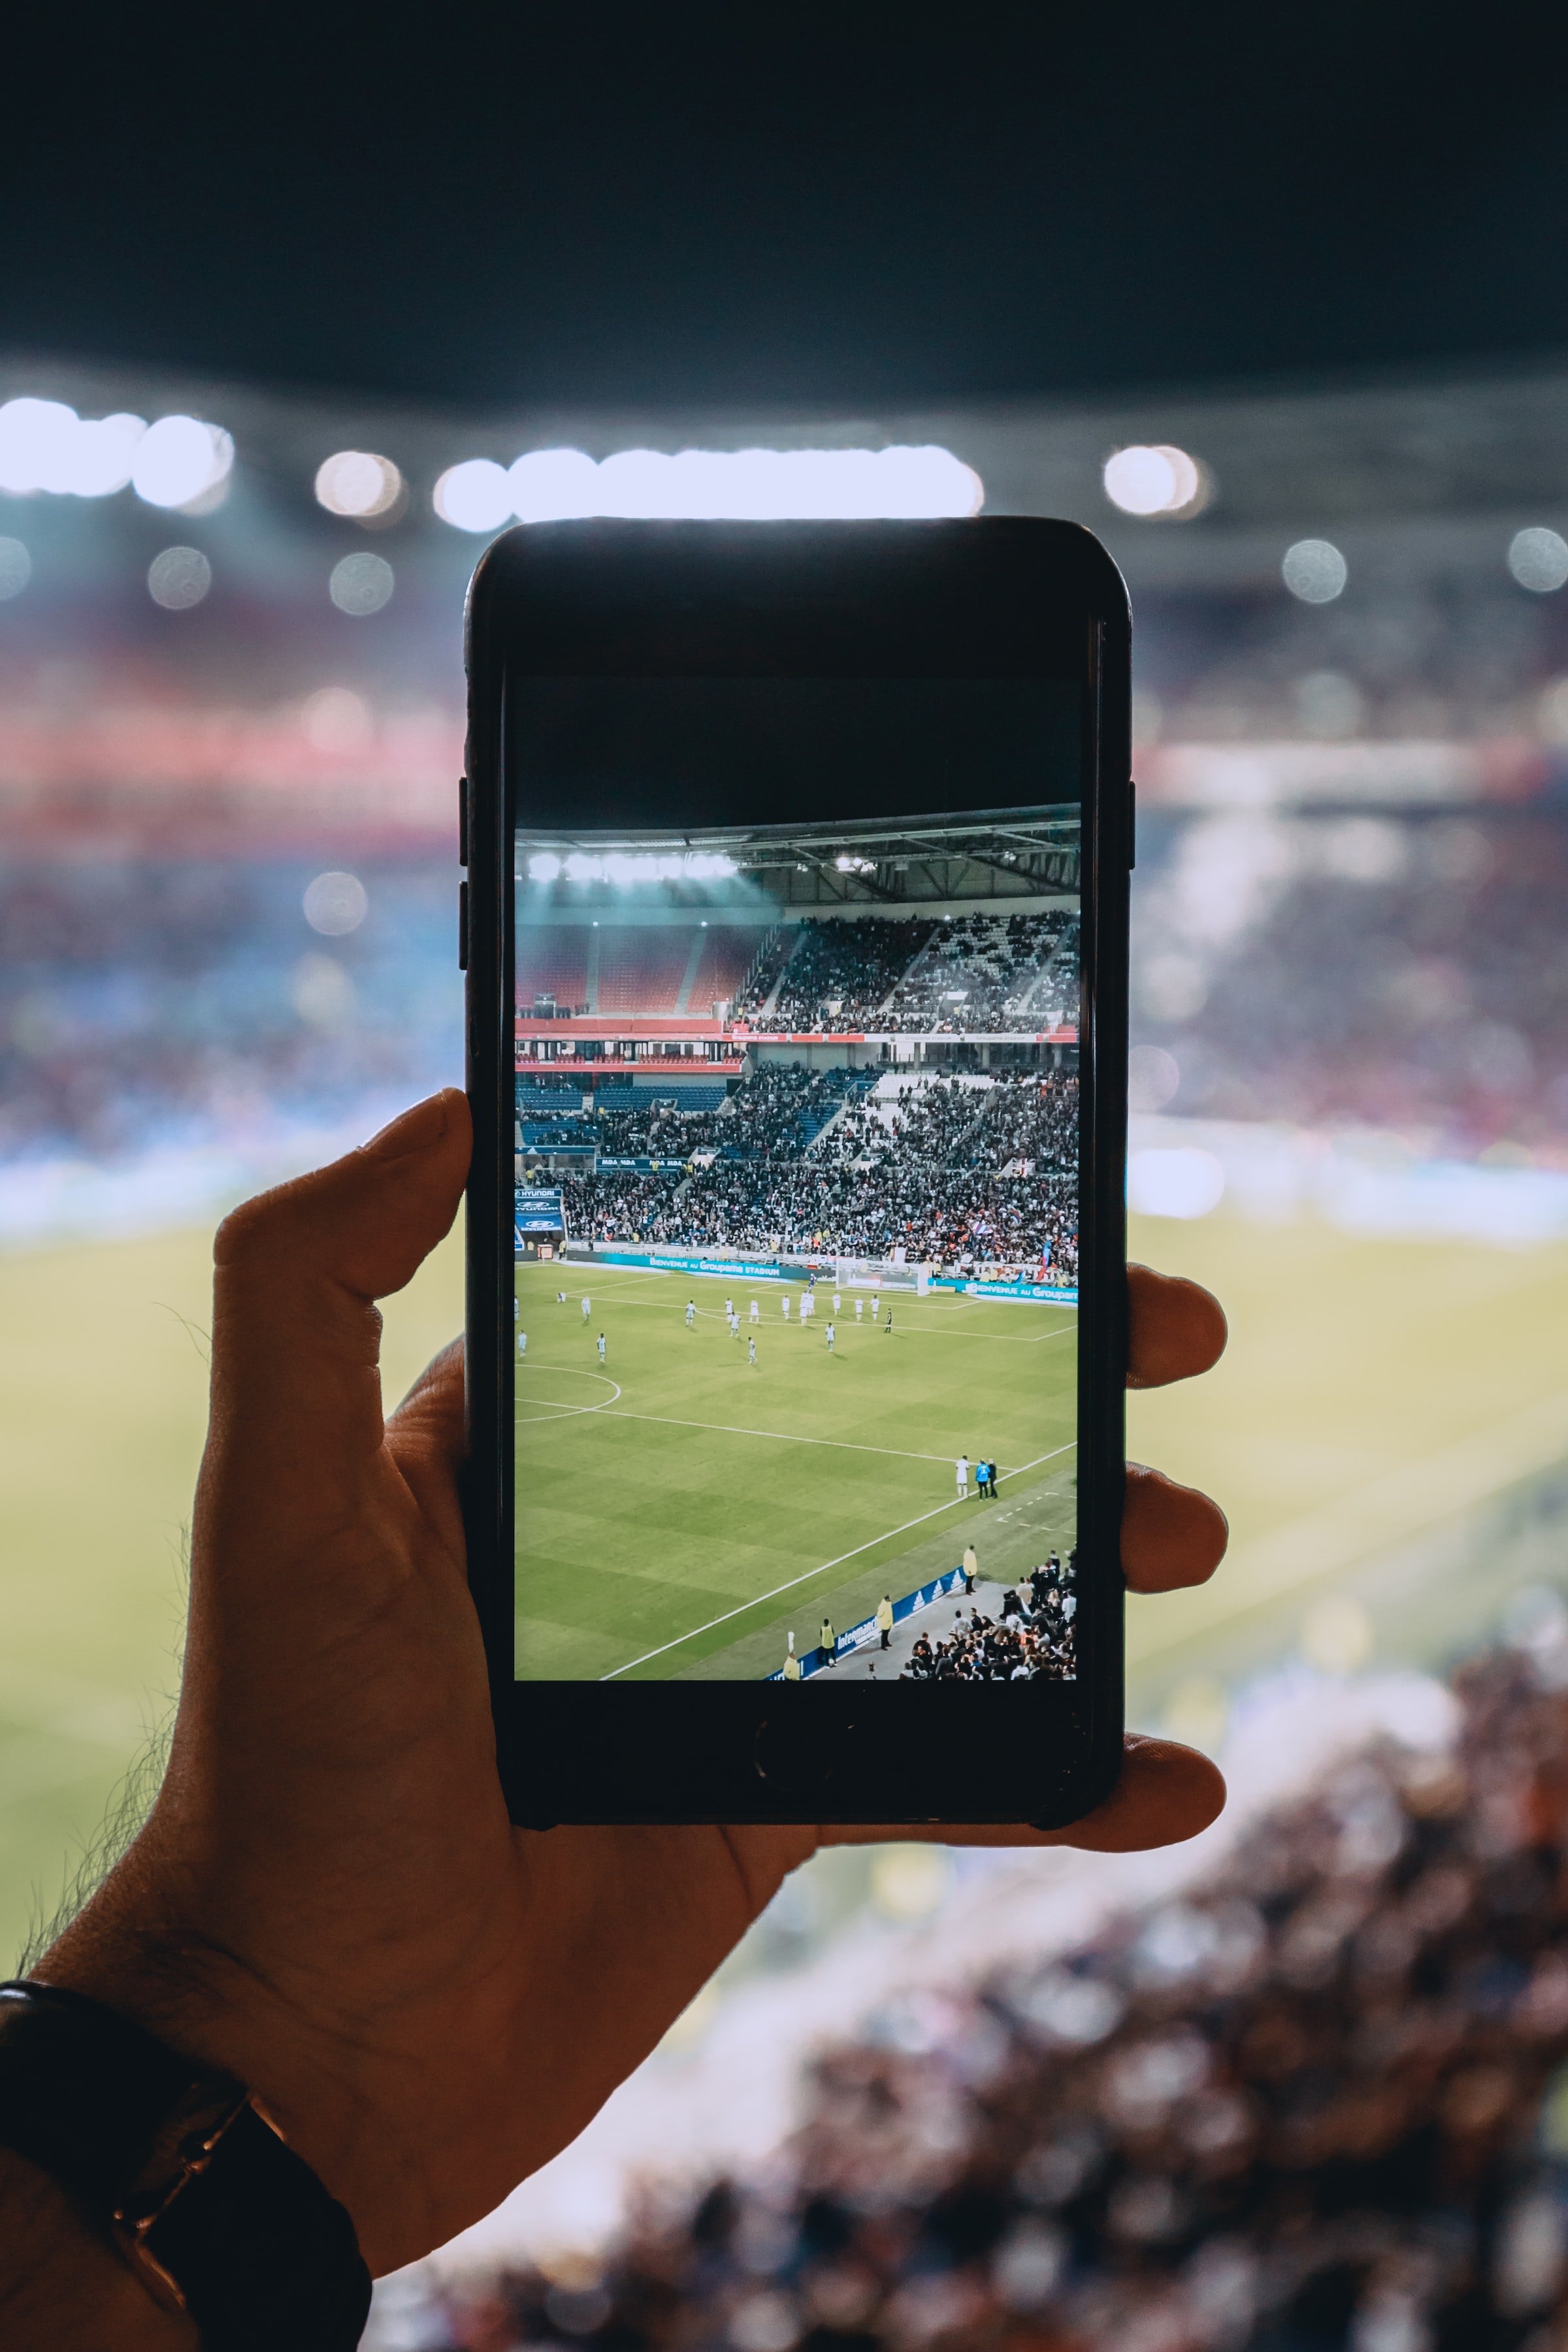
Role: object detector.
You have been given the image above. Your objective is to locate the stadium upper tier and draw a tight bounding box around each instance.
[514,909,1079,1038]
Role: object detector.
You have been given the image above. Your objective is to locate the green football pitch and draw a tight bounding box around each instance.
[513,1267,1079,1681]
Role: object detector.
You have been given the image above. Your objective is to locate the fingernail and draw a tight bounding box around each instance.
[364,1092,455,1160]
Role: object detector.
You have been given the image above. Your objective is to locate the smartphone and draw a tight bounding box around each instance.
[462,518,1130,1828]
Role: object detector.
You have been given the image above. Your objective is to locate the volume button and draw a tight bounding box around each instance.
[1128,778,1137,870]
[459,775,468,867]
[457,880,468,971]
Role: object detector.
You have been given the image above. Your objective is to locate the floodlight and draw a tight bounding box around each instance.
[132,416,234,510]
[436,444,983,529]
[1103,444,1205,517]
[316,451,403,518]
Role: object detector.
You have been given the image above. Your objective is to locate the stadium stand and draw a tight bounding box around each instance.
[903,1558,1078,1680]
[429,1645,1568,2352]
[741,919,938,1032]
[885,911,1080,1033]
[0,857,457,1165]
[685,924,773,1013]
[559,1066,1079,1268]
[515,932,590,1015]
[1134,809,1568,1152]
[596,927,701,1017]
[730,913,1078,1037]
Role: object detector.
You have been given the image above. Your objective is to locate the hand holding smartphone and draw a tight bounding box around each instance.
[464,519,1135,1827]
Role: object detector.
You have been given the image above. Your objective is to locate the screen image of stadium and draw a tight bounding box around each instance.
[512,807,1082,1684]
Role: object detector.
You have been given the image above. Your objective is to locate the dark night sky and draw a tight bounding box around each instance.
[5,1,1568,410]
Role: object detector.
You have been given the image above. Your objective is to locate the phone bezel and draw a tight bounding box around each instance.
[463,517,1130,1828]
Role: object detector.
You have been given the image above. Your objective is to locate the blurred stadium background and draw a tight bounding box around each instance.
[6,351,1568,2344]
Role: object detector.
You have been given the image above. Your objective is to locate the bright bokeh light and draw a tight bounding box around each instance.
[301,687,374,751]
[146,546,212,611]
[1282,538,1348,603]
[328,553,394,615]
[528,850,737,884]
[1126,1145,1226,1219]
[440,445,983,530]
[131,416,234,510]
[0,538,30,598]
[1508,527,1568,593]
[302,872,369,936]
[0,400,146,497]
[1102,444,1203,517]
[314,450,403,518]
[434,458,515,532]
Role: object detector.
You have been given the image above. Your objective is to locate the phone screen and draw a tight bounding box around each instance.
[510,678,1083,1686]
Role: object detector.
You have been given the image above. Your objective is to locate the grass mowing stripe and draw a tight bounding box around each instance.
[598,1443,1077,1680]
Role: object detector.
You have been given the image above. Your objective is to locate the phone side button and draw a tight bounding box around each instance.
[457,880,468,972]
[459,775,468,866]
[1128,777,1137,870]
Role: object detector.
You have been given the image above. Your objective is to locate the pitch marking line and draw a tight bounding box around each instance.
[598,1409,962,1465]
[598,1441,1079,1680]
[514,1370,623,1424]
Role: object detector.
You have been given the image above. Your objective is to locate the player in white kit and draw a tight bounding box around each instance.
[749,1298,760,1323]
[581,1294,591,1323]
[685,1299,696,1328]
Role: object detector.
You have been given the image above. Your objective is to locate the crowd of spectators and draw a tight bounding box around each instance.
[0,857,459,1167]
[1134,809,1568,1155]
[885,912,1079,1034]
[432,1643,1568,2352]
[738,920,936,1033]
[557,1069,1079,1273]
[906,1562,1079,1682]
[735,913,1077,1038]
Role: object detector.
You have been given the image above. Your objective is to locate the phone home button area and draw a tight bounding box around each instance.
[754,1709,857,1799]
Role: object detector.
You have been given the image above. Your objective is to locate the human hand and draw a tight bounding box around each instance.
[39,1091,1227,2278]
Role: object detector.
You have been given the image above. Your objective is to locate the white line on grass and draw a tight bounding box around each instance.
[598,1409,960,1464]
[598,1441,1079,1680]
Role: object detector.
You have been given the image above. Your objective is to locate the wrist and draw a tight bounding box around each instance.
[35,1843,387,2264]
[0,2147,197,2352]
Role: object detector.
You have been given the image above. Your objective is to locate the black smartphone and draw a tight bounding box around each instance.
[462,517,1130,1829]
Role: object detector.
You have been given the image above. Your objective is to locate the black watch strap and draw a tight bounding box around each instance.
[0,1981,372,2350]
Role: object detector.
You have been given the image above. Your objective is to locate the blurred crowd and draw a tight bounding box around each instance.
[0,857,459,1164]
[431,1646,1568,2352]
[1133,809,1568,1156]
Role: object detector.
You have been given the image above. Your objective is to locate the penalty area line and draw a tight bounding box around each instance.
[598,1441,1078,1680]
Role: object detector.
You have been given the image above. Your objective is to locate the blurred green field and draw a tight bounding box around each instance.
[3,1207,1567,1963]
[513,1266,1077,1680]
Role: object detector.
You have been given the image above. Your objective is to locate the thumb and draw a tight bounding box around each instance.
[204,1091,470,1485]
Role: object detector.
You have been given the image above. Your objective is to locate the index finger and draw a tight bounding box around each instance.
[1127,1263,1226,1390]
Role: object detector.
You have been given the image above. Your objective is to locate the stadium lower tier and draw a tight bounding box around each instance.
[519,1064,1080,1275]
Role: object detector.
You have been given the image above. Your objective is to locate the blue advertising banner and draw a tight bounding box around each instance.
[515,1186,565,1233]
[765,1567,969,1680]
